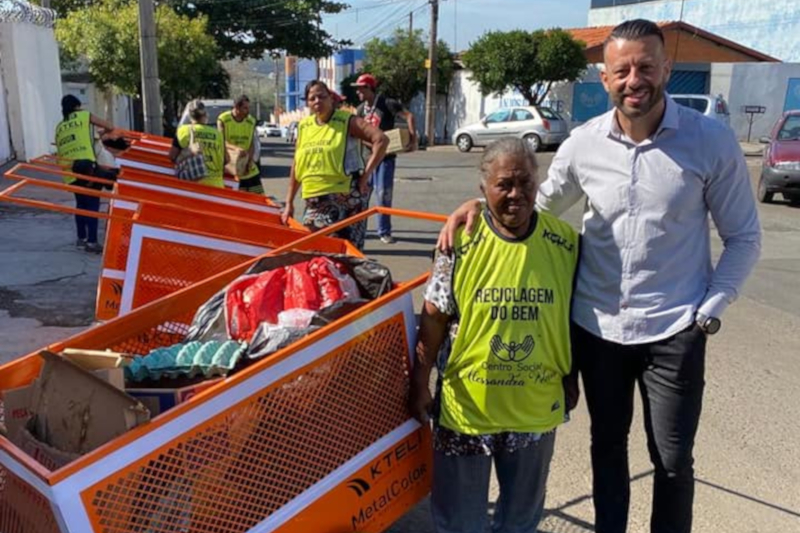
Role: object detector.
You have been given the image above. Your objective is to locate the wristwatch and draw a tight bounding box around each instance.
[695,313,721,335]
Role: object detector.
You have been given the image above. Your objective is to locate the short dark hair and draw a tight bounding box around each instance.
[234,94,250,108]
[61,94,82,119]
[604,19,665,49]
[304,80,330,100]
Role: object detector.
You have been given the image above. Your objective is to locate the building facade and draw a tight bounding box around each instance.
[588,0,800,62]
[284,49,366,113]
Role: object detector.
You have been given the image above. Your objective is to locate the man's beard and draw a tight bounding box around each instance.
[613,83,665,118]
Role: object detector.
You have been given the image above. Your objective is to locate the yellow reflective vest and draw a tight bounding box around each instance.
[218,111,259,179]
[440,210,580,435]
[176,124,225,188]
[294,110,351,199]
[55,110,94,184]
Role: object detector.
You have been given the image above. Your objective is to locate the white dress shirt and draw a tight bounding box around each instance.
[538,96,761,345]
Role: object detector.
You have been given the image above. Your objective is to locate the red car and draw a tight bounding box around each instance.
[759,110,800,203]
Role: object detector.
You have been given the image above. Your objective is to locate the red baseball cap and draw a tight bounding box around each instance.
[352,73,377,89]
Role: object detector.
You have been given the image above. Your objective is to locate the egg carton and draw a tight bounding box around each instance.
[125,340,247,382]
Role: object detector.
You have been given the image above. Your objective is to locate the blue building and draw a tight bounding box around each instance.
[284,49,366,112]
[588,0,800,62]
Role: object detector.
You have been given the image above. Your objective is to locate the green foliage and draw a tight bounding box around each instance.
[462,29,587,105]
[362,28,455,106]
[56,0,220,102]
[168,0,349,60]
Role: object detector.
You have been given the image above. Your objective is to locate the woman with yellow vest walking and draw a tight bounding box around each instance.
[281,80,388,250]
[169,100,227,189]
[55,95,118,253]
[410,138,580,533]
[217,95,263,195]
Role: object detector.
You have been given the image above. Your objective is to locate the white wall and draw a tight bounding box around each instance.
[0,21,62,160]
[0,57,11,163]
[588,0,800,62]
[712,63,800,141]
[62,82,133,130]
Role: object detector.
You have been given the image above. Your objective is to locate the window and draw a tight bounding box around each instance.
[485,109,511,124]
[537,107,560,120]
[591,0,661,8]
[512,109,534,122]
[672,97,709,114]
[778,116,800,140]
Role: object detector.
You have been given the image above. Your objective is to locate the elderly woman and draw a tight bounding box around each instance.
[409,138,580,533]
[281,80,387,250]
[169,100,227,189]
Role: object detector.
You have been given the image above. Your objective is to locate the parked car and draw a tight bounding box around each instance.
[670,94,730,126]
[453,106,569,153]
[257,121,282,138]
[758,110,800,204]
[178,99,232,127]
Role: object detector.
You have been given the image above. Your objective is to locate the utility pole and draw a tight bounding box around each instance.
[256,78,261,121]
[409,11,414,36]
[424,0,439,146]
[274,56,281,119]
[138,0,162,135]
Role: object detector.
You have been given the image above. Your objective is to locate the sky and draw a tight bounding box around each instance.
[322,0,593,53]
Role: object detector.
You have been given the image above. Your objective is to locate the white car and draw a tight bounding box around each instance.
[453,106,570,153]
[670,94,730,126]
[257,122,282,138]
[178,99,233,127]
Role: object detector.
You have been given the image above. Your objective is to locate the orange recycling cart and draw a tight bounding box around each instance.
[0,208,445,533]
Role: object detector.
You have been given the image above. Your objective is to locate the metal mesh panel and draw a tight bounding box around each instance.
[107,321,191,357]
[132,238,253,311]
[83,314,410,533]
[0,400,62,533]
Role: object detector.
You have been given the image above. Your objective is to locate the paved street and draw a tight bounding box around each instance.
[1,139,798,532]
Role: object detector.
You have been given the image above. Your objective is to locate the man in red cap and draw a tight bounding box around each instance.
[353,73,417,244]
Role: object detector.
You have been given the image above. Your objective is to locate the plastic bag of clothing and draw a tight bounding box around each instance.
[226,268,286,342]
[185,252,393,346]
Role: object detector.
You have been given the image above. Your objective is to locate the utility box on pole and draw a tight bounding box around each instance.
[138,0,162,135]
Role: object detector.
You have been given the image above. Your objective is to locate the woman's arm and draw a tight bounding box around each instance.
[281,162,300,225]
[89,113,115,135]
[349,116,388,194]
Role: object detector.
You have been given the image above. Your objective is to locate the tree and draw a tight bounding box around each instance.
[361,28,455,106]
[168,0,349,60]
[462,29,587,105]
[56,0,221,116]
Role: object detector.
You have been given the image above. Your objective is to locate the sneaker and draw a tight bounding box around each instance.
[84,242,104,254]
[76,238,87,248]
[379,235,396,244]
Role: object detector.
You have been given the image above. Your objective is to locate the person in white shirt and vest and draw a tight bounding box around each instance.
[437,19,761,533]
[412,138,580,533]
[55,94,119,254]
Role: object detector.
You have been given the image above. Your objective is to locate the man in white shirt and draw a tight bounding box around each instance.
[439,19,761,533]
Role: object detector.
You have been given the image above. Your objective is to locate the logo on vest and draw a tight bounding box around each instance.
[490,335,535,363]
[542,229,574,252]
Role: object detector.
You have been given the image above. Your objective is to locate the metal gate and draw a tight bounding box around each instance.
[668,70,709,95]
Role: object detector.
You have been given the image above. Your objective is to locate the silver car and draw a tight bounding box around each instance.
[453,106,569,153]
[670,94,730,126]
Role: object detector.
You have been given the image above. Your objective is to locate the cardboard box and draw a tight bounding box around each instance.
[26,351,150,456]
[385,128,411,155]
[126,377,223,417]
[17,426,79,471]
[2,385,34,443]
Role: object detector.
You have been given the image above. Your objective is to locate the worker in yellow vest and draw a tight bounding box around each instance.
[281,80,387,250]
[55,94,119,253]
[410,138,580,533]
[169,100,227,189]
[217,95,263,194]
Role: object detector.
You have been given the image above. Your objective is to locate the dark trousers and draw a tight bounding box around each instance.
[573,323,706,533]
[71,159,117,244]
[73,191,100,243]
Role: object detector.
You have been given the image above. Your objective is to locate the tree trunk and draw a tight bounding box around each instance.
[519,86,535,106]
[104,89,115,123]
